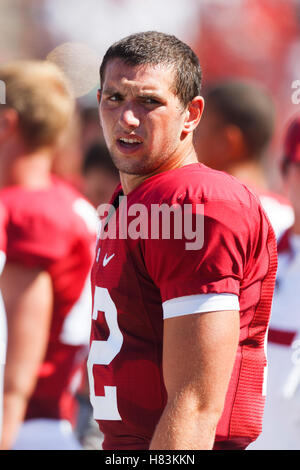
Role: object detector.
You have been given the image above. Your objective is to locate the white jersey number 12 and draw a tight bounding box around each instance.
[87,286,123,420]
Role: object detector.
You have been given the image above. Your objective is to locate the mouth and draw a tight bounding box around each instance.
[116,136,143,153]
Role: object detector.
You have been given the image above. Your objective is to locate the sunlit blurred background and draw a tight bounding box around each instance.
[1,0,300,194]
[2,0,300,450]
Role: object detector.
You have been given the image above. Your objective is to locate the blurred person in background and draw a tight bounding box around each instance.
[75,141,119,451]
[51,110,84,191]
[79,107,105,155]
[0,60,98,450]
[75,142,119,450]
[81,141,120,208]
[0,201,7,441]
[194,79,294,240]
[249,116,300,450]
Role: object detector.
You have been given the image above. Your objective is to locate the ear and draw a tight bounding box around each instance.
[223,124,247,160]
[182,96,205,135]
[0,108,19,142]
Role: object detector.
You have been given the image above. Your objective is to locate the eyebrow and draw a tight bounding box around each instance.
[102,87,164,102]
[101,87,119,96]
[138,91,163,98]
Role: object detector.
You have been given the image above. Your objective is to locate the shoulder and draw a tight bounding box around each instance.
[130,164,263,235]
[133,163,257,209]
[0,177,98,236]
[54,178,100,236]
[0,177,98,266]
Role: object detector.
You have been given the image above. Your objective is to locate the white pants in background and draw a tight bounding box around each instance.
[13,418,83,450]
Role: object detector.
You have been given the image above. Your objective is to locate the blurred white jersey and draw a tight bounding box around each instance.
[249,232,300,450]
[259,193,294,241]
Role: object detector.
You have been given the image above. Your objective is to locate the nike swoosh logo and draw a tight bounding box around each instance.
[103,253,115,267]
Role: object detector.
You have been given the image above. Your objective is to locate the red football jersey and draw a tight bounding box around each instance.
[0,176,98,424]
[88,163,277,450]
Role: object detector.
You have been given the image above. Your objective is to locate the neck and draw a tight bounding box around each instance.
[225,159,268,190]
[120,146,199,195]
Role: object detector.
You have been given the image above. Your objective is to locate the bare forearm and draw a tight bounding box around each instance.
[0,391,28,449]
[155,311,240,450]
[0,265,53,449]
[150,396,220,450]
[1,352,43,449]
[1,349,41,449]
[1,337,43,449]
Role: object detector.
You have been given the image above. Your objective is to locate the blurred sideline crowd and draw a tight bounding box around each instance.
[0,57,300,450]
[1,44,300,449]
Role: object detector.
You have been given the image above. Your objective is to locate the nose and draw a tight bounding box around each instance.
[119,106,140,130]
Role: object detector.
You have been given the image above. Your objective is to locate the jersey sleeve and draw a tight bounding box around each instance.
[143,197,259,312]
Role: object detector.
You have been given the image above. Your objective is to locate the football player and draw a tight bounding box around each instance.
[249,116,300,449]
[87,31,277,450]
[0,61,98,449]
[194,79,295,240]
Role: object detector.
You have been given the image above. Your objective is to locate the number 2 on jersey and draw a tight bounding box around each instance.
[87,286,123,420]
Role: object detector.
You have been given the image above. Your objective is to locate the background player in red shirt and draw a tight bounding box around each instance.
[87,31,277,450]
[0,61,98,449]
[194,79,295,241]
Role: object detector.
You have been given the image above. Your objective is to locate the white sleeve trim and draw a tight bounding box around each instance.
[162,293,240,319]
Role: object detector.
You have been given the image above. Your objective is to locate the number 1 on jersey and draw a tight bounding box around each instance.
[87,286,123,420]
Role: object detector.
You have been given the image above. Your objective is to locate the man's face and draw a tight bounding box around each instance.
[98,59,190,176]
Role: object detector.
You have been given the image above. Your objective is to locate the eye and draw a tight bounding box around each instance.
[108,93,123,102]
[142,96,161,106]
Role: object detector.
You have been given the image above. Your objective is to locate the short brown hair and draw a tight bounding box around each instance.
[203,80,275,159]
[0,60,74,149]
[100,31,202,108]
